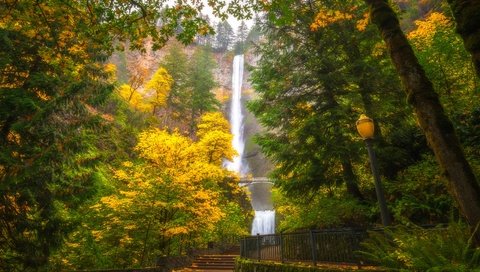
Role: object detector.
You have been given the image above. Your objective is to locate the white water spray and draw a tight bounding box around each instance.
[226,55,275,235]
[225,55,249,176]
[251,210,275,235]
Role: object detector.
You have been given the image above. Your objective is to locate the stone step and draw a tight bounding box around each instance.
[182,268,233,272]
[193,263,235,266]
[181,254,237,272]
[194,260,235,264]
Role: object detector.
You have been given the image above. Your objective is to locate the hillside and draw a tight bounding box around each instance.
[109,40,272,177]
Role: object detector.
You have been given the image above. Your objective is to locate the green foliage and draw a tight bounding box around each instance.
[0,3,117,269]
[215,21,235,52]
[234,21,249,54]
[359,223,480,271]
[273,188,370,231]
[248,0,416,205]
[186,45,220,134]
[212,201,251,242]
[159,43,219,135]
[235,258,380,272]
[387,155,454,224]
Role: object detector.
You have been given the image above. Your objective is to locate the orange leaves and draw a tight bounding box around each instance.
[165,226,189,236]
[196,112,235,164]
[105,111,235,236]
[356,12,370,32]
[136,112,235,172]
[6,131,21,144]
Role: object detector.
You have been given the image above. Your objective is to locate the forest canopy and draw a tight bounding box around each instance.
[1,0,480,271]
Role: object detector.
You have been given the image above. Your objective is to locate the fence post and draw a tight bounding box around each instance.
[310,230,317,266]
[240,237,243,257]
[256,234,261,261]
[280,232,284,263]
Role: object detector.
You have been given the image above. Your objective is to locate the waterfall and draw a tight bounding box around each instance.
[225,55,275,235]
[225,54,249,176]
[251,210,275,235]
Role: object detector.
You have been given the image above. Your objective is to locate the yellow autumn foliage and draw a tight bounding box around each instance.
[197,112,231,138]
[407,12,452,48]
[145,67,173,111]
[356,12,370,32]
[89,111,239,256]
[117,84,152,112]
[311,10,353,31]
[135,128,193,170]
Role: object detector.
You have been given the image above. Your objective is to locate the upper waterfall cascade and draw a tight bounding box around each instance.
[225,55,249,176]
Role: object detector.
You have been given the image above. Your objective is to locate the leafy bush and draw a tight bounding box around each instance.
[359,223,480,271]
[235,258,380,272]
[273,188,370,232]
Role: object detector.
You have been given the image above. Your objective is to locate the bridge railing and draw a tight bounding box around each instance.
[240,229,370,265]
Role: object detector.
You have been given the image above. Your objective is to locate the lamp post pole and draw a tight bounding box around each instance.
[364,138,391,226]
[356,114,391,226]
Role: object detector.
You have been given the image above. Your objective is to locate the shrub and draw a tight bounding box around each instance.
[235,258,381,272]
[359,223,480,271]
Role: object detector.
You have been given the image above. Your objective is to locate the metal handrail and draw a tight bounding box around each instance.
[240,229,369,265]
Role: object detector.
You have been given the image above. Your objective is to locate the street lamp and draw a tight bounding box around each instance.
[356,114,391,226]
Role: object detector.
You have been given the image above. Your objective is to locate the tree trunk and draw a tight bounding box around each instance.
[447,0,480,78]
[365,0,480,244]
[341,160,365,202]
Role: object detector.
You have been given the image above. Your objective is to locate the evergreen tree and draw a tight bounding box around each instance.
[195,15,215,46]
[0,3,114,269]
[214,21,234,52]
[249,0,418,209]
[234,21,249,54]
[159,41,190,129]
[363,0,480,243]
[159,43,219,135]
[186,46,220,136]
[246,14,263,45]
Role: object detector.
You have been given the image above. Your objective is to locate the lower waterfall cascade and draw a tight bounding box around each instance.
[251,210,275,235]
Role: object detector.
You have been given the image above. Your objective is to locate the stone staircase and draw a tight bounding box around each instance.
[181,254,237,272]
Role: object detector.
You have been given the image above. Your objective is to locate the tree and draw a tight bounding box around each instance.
[234,21,249,54]
[195,15,215,46]
[214,21,234,52]
[117,84,151,112]
[362,0,480,243]
[246,14,263,45]
[0,3,114,269]
[144,67,173,115]
[185,46,220,136]
[248,0,416,208]
[0,0,253,268]
[159,41,190,129]
[57,111,240,269]
[447,0,480,78]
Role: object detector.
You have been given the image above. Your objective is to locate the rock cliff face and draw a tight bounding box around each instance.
[110,41,272,177]
[241,53,272,178]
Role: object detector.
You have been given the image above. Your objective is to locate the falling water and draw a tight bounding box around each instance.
[225,54,249,176]
[251,210,275,235]
[225,55,275,235]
